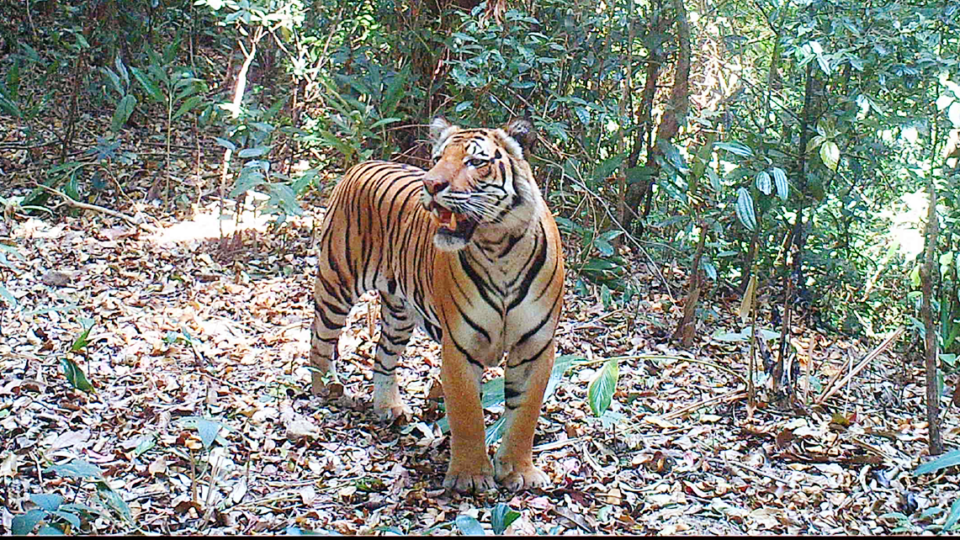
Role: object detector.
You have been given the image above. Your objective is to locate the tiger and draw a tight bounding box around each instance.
[308,116,565,493]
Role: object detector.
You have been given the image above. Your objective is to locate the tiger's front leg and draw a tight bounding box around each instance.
[440,336,495,493]
[494,337,556,491]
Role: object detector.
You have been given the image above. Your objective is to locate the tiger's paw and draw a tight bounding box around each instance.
[443,461,496,493]
[494,460,550,491]
[373,403,409,424]
[373,387,407,423]
[310,375,344,400]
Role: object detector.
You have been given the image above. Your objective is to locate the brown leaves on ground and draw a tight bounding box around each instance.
[0,198,958,535]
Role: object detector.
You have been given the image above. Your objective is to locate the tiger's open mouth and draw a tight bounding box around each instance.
[424,200,479,241]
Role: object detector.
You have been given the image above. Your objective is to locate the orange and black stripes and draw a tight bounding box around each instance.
[309,119,565,493]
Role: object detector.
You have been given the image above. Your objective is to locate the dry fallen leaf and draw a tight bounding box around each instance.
[148,456,167,476]
[0,452,18,477]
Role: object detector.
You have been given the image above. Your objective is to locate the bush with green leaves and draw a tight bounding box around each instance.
[11,459,134,535]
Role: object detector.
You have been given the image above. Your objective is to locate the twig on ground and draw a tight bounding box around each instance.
[816,327,903,405]
[662,389,746,420]
[36,184,160,234]
[716,456,788,485]
[198,454,224,532]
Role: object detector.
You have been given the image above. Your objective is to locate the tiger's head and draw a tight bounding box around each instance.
[421,117,542,252]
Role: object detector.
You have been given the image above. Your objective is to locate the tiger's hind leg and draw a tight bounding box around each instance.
[372,292,414,421]
[310,273,353,397]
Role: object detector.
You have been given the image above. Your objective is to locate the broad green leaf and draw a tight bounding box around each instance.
[110,95,137,133]
[455,515,485,536]
[806,135,826,153]
[484,416,506,446]
[133,434,156,457]
[172,95,202,120]
[213,137,236,152]
[60,358,95,393]
[772,167,789,200]
[114,55,130,87]
[625,166,655,185]
[49,510,81,529]
[480,378,505,409]
[592,153,627,182]
[173,80,200,102]
[0,285,17,308]
[735,188,757,231]
[491,503,521,535]
[102,67,123,96]
[820,141,840,171]
[237,146,272,159]
[595,236,615,257]
[601,284,613,309]
[755,171,772,195]
[545,354,577,399]
[0,93,21,118]
[587,358,619,417]
[44,459,103,480]
[914,449,960,476]
[706,168,721,191]
[71,319,94,352]
[37,524,65,535]
[714,141,753,158]
[703,261,717,281]
[95,482,132,523]
[660,140,690,173]
[5,63,19,98]
[13,510,48,535]
[230,170,266,197]
[369,117,401,130]
[63,175,81,203]
[31,494,63,512]
[58,503,101,517]
[815,53,831,75]
[574,106,590,125]
[944,498,960,531]
[130,67,164,103]
[196,418,222,451]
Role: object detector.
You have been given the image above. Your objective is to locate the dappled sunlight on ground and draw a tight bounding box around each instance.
[152,202,282,245]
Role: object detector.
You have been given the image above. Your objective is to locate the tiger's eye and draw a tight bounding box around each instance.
[467,158,487,168]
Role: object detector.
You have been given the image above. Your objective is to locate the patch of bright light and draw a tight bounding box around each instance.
[152,201,275,245]
[902,126,919,144]
[889,189,929,261]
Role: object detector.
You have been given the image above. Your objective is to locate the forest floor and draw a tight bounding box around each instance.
[2,114,960,535]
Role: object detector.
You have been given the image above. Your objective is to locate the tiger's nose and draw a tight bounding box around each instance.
[422,177,449,195]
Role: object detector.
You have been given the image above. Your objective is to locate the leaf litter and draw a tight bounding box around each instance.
[1,155,959,536]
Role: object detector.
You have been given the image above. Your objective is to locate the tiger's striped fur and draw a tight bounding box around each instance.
[309,117,565,493]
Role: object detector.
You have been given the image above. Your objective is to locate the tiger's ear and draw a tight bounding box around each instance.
[429,116,458,156]
[503,118,537,155]
[430,116,457,143]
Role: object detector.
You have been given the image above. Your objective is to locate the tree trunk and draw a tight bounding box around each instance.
[623,0,690,235]
[672,218,708,346]
[920,174,942,456]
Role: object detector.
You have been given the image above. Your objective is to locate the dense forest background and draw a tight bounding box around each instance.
[1,0,960,535]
